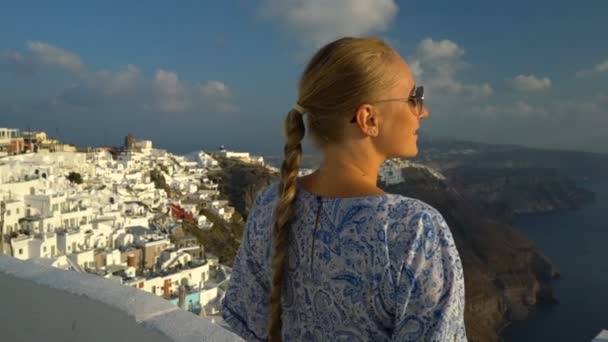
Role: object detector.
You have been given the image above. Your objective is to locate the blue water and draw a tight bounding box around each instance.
[502,179,608,341]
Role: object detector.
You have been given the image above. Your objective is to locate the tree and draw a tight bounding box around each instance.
[150,169,171,196]
[184,208,244,265]
[66,172,83,184]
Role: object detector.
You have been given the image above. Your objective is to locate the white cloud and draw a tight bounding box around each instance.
[418,38,464,60]
[596,60,608,73]
[511,74,551,91]
[0,41,237,115]
[154,70,188,113]
[92,64,141,96]
[259,0,398,47]
[576,58,608,77]
[409,60,423,79]
[413,38,493,100]
[514,101,534,116]
[470,83,494,98]
[471,104,499,120]
[201,81,228,96]
[27,41,84,72]
[200,81,238,113]
[0,51,24,64]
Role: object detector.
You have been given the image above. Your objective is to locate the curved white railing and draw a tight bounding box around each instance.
[0,256,243,342]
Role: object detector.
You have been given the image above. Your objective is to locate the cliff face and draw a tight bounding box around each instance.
[444,166,595,221]
[208,156,278,220]
[215,159,560,342]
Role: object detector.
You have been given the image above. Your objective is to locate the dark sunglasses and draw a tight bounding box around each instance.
[350,86,424,123]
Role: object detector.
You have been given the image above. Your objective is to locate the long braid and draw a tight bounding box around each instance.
[265,37,398,340]
[268,109,305,341]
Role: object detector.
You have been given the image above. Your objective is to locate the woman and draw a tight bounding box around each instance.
[221,37,467,341]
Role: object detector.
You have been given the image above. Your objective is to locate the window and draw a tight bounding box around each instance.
[6,210,10,216]
[16,208,20,214]
[43,246,47,252]
[51,246,55,256]
[18,249,23,255]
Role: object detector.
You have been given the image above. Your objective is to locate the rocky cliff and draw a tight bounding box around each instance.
[444,166,595,222]
[208,156,278,220]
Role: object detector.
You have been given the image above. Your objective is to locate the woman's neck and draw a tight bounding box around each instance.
[299,149,386,197]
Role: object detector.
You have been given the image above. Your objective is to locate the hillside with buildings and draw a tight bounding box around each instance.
[0,128,269,319]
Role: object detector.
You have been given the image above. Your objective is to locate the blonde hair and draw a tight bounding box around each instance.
[268,37,399,341]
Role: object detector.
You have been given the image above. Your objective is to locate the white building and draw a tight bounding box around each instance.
[1,199,24,233]
[124,259,211,298]
[0,128,20,157]
[11,232,58,260]
[69,248,96,269]
[57,229,86,255]
[214,150,264,165]
[135,140,153,153]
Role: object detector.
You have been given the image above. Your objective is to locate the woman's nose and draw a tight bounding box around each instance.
[419,106,429,120]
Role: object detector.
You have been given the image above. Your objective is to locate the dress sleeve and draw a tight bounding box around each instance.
[390,206,467,341]
[221,194,272,341]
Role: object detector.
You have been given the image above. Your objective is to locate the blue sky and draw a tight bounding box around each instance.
[1,0,607,154]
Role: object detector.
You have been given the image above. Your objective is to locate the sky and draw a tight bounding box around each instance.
[1,0,607,155]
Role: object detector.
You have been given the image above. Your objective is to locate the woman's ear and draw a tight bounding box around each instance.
[364,106,380,137]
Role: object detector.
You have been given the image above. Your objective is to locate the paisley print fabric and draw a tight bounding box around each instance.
[221,181,467,341]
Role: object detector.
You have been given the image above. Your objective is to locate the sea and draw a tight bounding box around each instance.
[502,178,608,341]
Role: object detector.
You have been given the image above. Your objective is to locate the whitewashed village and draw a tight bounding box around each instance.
[0,126,439,321]
[0,127,275,319]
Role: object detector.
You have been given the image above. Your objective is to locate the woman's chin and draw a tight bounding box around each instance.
[392,146,418,159]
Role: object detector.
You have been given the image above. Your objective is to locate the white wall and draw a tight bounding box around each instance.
[126,262,210,297]
[0,178,41,196]
[69,249,95,269]
[2,200,24,233]
[11,236,35,260]
[105,249,122,266]
[201,287,219,306]
[57,230,85,254]
[0,256,242,342]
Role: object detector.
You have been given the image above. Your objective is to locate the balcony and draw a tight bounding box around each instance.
[0,256,243,341]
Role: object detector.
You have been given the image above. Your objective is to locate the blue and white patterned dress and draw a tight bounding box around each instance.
[221,181,467,341]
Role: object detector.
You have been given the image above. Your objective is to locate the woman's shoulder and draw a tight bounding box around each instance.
[251,181,446,222]
[381,193,445,222]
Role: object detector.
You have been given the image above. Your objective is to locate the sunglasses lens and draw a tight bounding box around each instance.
[416,87,424,116]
